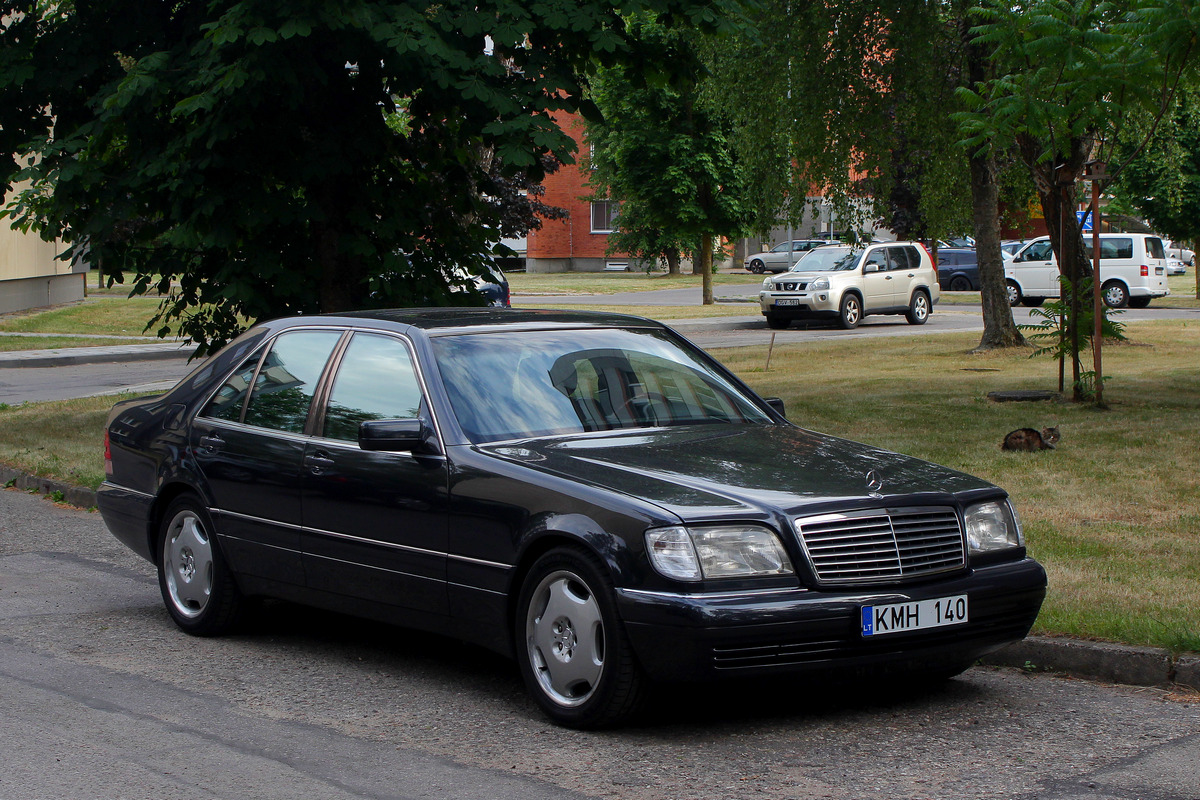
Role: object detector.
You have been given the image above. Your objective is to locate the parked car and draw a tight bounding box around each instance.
[937,248,981,291]
[1005,234,1170,308]
[1164,240,1195,266]
[744,240,828,273]
[1166,257,1187,276]
[98,309,1046,728]
[759,242,940,329]
[1000,240,1027,257]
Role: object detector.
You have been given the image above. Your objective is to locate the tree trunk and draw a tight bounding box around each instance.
[700,236,714,305]
[1020,133,1093,402]
[961,11,1023,351]
[970,149,1024,349]
[666,249,681,275]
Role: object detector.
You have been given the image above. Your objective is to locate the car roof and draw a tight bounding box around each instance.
[282,308,668,336]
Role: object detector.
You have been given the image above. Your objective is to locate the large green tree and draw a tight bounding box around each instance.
[959,0,1200,401]
[0,0,741,353]
[586,16,748,302]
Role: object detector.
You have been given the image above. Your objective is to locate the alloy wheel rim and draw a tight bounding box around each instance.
[526,570,605,707]
[163,510,213,619]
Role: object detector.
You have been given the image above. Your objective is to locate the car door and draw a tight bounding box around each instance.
[300,331,450,616]
[191,328,344,586]
[886,245,919,307]
[860,247,893,311]
[1012,240,1058,297]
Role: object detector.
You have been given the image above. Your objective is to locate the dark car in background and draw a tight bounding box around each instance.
[937,248,981,291]
[98,309,1046,728]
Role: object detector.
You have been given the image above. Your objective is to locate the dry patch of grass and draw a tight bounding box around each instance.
[0,297,168,336]
[0,394,124,490]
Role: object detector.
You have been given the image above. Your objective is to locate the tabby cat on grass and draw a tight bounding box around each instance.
[1001,426,1060,451]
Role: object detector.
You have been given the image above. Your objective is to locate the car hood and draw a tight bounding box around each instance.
[479,424,994,521]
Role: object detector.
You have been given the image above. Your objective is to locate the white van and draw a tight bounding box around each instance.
[1005,234,1170,308]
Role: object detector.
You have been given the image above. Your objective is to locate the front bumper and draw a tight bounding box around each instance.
[617,557,1047,682]
[759,290,840,317]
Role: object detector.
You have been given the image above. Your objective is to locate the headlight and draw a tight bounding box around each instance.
[761,276,775,289]
[964,500,1024,553]
[645,525,794,581]
[808,277,830,291]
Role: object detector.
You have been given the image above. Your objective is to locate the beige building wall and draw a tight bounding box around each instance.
[0,183,87,314]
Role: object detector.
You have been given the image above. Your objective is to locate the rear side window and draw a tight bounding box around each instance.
[241,330,342,434]
[202,350,265,423]
[1099,238,1133,259]
[903,245,924,268]
[886,247,912,270]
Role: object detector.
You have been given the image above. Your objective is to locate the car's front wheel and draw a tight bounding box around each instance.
[748,259,765,274]
[905,290,930,325]
[838,293,862,329]
[157,495,244,636]
[516,547,645,728]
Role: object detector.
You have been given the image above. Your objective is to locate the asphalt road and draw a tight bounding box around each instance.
[2,488,1198,800]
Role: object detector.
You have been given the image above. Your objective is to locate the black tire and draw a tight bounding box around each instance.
[905,290,930,325]
[157,495,244,636]
[1021,298,1045,308]
[749,259,765,274]
[1005,280,1022,307]
[949,276,971,292]
[838,293,862,329]
[765,315,790,330]
[1102,280,1129,308]
[1129,296,1151,309]
[515,547,646,728]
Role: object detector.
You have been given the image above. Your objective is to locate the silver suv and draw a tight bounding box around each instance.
[759,242,940,329]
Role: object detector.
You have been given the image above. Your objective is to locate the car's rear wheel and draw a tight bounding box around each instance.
[838,294,862,329]
[765,315,790,330]
[516,547,645,728]
[905,290,930,325]
[949,276,971,292]
[157,495,244,636]
[1005,280,1022,307]
[1102,280,1129,308]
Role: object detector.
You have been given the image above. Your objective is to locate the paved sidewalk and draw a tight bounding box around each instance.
[0,340,193,368]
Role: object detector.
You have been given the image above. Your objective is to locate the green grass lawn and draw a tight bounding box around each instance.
[508,270,760,295]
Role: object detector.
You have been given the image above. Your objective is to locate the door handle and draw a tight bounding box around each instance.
[198,434,224,453]
[306,451,336,475]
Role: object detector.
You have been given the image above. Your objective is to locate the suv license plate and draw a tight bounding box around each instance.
[775,298,801,306]
[861,595,968,637]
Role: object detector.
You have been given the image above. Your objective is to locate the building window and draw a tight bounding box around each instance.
[591,200,619,233]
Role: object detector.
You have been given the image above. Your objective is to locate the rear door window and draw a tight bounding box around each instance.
[241,330,343,434]
[1100,238,1133,259]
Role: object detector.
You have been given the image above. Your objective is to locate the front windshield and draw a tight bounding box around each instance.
[789,246,861,272]
[432,328,773,443]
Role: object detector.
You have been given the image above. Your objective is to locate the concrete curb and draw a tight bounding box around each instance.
[2,459,1196,696]
[979,635,1198,691]
[0,465,98,509]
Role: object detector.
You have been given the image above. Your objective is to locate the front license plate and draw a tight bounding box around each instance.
[861,595,968,637]
[774,298,802,306]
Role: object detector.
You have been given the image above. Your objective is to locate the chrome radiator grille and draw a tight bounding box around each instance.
[794,507,965,584]
[776,281,807,291]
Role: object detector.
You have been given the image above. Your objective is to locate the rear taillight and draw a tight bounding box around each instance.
[920,243,936,273]
[104,431,113,478]
[1141,265,1149,276]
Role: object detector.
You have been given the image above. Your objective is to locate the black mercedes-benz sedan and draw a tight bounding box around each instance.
[98,309,1046,727]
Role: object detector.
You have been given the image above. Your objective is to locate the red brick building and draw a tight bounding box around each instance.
[525,114,632,273]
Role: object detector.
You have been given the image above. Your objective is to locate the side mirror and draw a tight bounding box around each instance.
[764,397,786,418]
[358,418,425,452]
[863,263,879,274]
